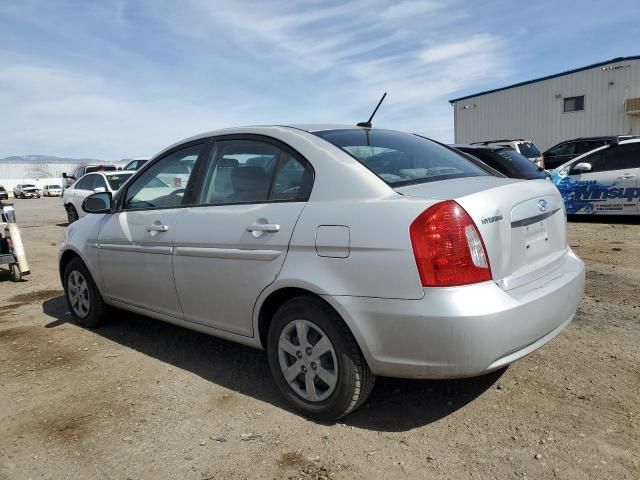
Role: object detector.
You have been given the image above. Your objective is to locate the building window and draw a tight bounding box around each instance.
[563,95,584,112]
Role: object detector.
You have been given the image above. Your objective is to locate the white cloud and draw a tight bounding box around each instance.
[419,34,500,64]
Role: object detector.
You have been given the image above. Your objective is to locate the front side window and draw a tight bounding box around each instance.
[315,129,489,186]
[92,175,107,190]
[564,95,585,113]
[571,149,610,174]
[198,139,313,205]
[124,144,202,210]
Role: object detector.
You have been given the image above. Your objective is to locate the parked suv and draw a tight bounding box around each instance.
[13,184,41,199]
[0,185,8,200]
[471,139,544,168]
[543,136,640,170]
[62,164,117,189]
[60,125,585,420]
[453,145,548,180]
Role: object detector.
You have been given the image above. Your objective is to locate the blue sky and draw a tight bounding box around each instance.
[1,0,639,159]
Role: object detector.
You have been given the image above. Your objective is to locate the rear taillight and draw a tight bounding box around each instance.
[410,200,492,287]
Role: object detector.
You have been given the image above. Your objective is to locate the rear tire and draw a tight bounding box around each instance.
[267,296,375,421]
[63,257,109,328]
[66,204,79,224]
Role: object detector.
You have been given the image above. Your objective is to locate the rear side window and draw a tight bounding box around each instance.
[516,142,541,158]
[315,129,488,186]
[198,139,313,205]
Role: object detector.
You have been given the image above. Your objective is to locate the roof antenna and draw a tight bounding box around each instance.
[357,92,387,128]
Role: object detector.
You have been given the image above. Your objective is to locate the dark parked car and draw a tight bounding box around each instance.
[0,186,8,200]
[543,136,640,170]
[452,145,548,180]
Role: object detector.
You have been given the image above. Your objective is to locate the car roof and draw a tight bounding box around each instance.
[152,124,384,160]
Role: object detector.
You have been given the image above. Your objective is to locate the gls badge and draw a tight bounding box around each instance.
[538,199,548,212]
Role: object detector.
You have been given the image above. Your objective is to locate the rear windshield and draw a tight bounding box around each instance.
[314,129,489,186]
[105,173,133,190]
[86,165,117,173]
[47,185,61,189]
[460,148,546,179]
[517,142,541,158]
[22,184,36,188]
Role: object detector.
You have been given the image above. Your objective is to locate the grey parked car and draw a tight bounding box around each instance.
[59,125,585,420]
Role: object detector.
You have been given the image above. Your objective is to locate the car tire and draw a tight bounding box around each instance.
[9,264,22,282]
[267,295,375,421]
[63,257,109,328]
[66,204,79,224]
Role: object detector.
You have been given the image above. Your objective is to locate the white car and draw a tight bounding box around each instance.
[63,171,135,223]
[551,137,640,214]
[13,184,41,199]
[43,184,63,197]
[59,125,585,420]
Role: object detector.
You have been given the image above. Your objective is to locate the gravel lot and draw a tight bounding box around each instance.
[1,198,639,479]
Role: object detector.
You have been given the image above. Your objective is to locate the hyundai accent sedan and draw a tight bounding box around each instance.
[59,125,585,420]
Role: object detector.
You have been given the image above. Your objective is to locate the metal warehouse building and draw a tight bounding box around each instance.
[449,56,640,152]
[0,160,82,196]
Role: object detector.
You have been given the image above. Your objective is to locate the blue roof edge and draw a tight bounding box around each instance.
[448,56,640,104]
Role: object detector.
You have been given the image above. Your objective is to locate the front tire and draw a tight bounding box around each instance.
[267,296,375,421]
[66,204,79,224]
[63,257,109,328]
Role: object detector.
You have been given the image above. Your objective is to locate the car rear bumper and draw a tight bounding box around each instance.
[325,249,585,379]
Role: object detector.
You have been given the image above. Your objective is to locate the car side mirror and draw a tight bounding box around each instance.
[62,172,67,178]
[93,187,107,193]
[82,192,112,214]
[573,162,592,173]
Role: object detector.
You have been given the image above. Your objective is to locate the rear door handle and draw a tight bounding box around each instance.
[246,223,280,233]
[147,224,169,232]
[617,174,636,179]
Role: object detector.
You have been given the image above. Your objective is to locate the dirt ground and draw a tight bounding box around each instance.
[1,198,638,480]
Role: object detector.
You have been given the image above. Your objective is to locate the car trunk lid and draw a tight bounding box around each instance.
[396,177,567,289]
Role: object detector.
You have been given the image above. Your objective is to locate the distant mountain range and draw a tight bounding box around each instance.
[0,155,128,164]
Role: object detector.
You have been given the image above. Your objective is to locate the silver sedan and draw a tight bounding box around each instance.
[59,125,585,420]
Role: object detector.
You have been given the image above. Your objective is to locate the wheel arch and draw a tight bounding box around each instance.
[58,248,83,284]
[255,285,374,370]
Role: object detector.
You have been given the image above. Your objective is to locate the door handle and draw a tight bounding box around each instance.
[617,174,636,179]
[147,224,169,232]
[246,223,280,233]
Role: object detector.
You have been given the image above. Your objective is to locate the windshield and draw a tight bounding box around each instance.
[517,142,541,158]
[315,129,490,186]
[105,173,133,190]
[47,185,61,189]
[23,184,36,188]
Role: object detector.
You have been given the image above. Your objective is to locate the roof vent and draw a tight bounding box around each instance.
[624,98,640,115]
